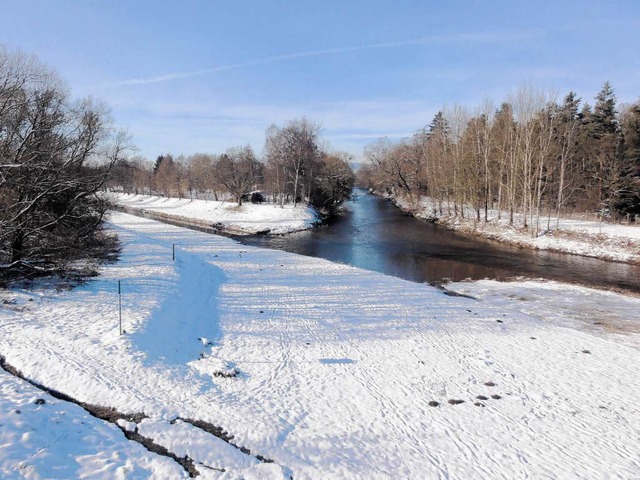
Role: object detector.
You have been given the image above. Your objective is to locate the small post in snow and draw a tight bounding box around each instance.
[118,280,122,335]
[172,243,175,261]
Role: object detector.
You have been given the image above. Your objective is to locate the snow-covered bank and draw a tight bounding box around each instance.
[1,212,640,479]
[392,194,640,264]
[448,279,640,347]
[109,193,319,235]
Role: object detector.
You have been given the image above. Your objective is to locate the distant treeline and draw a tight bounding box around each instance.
[109,118,355,214]
[358,83,640,232]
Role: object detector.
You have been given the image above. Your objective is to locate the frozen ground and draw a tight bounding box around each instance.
[109,193,318,235]
[1,212,639,479]
[393,195,640,264]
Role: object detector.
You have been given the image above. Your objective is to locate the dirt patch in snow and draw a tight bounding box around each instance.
[177,417,275,464]
[0,355,201,477]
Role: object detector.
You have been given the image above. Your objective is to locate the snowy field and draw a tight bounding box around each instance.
[109,193,318,235]
[394,195,640,264]
[1,212,640,479]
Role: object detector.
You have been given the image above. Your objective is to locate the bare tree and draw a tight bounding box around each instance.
[187,153,219,200]
[264,118,321,206]
[308,152,355,213]
[216,145,261,206]
[0,46,129,272]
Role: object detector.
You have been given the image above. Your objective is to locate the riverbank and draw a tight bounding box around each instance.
[1,212,639,478]
[389,193,640,264]
[109,192,319,235]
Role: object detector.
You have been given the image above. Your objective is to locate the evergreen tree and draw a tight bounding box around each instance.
[592,81,618,136]
[552,92,582,222]
[617,103,640,216]
[153,155,164,174]
[428,110,450,136]
[591,82,623,217]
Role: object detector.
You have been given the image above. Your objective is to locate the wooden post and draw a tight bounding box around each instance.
[118,280,122,335]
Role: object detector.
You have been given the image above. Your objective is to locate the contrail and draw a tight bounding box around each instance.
[102,31,533,88]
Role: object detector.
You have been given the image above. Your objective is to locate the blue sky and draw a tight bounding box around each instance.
[1,0,639,160]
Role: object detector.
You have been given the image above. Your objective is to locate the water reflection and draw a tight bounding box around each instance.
[238,189,640,293]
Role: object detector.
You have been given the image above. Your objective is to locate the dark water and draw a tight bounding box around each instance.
[238,189,640,293]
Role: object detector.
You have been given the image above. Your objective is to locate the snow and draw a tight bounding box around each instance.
[116,418,137,432]
[1,212,640,478]
[136,418,259,473]
[0,370,186,479]
[448,279,640,348]
[109,193,319,235]
[393,195,640,264]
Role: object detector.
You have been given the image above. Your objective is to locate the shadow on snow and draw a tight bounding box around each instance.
[130,249,225,367]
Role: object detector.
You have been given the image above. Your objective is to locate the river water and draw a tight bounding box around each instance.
[238,189,640,293]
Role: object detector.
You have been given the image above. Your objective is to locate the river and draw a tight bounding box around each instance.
[238,188,640,293]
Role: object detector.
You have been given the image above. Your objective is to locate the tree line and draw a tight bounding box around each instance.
[108,117,355,213]
[0,45,354,275]
[359,82,640,233]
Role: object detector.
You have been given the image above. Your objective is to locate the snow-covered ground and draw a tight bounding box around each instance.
[1,212,640,479]
[448,279,640,347]
[109,193,319,235]
[0,369,187,479]
[393,195,640,264]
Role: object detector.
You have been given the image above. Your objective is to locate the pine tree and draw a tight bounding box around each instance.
[591,82,623,217]
[153,155,164,174]
[552,92,581,226]
[592,81,618,136]
[428,111,450,136]
[617,103,640,217]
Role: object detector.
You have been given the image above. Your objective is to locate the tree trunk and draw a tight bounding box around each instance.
[10,231,24,263]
